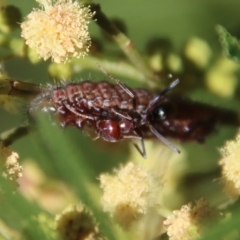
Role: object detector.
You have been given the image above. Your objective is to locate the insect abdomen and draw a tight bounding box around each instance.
[51,81,153,114]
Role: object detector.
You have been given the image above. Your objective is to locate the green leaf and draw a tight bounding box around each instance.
[216,25,240,62]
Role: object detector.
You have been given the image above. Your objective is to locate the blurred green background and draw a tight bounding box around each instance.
[0,0,240,188]
[1,0,239,193]
[1,1,240,239]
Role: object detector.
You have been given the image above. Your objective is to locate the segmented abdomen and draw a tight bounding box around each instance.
[51,81,154,114]
[29,80,155,129]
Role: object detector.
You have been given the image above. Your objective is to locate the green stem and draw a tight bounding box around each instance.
[87,3,158,88]
[0,125,32,147]
[72,56,149,85]
[0,53,14,62]
[0,78,47,97]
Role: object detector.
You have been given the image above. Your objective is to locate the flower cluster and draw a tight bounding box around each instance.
[206,58,238,97]
[164,198,221,240]
[55,204,102,240]
[21,0,95,63]
[0,145,22,183]
[99,162,162,229]
[185,37,212,68]
[219,133,240,198]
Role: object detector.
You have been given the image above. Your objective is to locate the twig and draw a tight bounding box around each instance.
[72,57,149,85]
[0,125,32,147]
[0,78,48,97]
[88,3,159,88]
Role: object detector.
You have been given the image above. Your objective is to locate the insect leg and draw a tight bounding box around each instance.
[63,102,96,120]
[110,108,132,120]
[148,124,180,153]
[97,63,135,98]
[133,138,146,159]
[146,79,179,111]
[123,133,147,158]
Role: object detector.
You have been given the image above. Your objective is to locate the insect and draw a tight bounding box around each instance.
[24,73,239,158]
[28,78,180,158]
[1,72,239,158]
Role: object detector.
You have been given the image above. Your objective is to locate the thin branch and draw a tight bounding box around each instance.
[0,79,48,98]
[0,125,32,147]
[71,57,148,85]
[88,3,159,88]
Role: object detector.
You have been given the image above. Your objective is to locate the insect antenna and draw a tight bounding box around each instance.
[96,63,135,98]
[147,79,180,154]
[147,79,179,111]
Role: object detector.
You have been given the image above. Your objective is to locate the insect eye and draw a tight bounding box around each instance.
[151,102,176,121]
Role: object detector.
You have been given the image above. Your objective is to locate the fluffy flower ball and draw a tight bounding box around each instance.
[219,133,240,198]
[164,198,221,240]
[55,205,102,240]
[99,162,162,229]
[21,0,95,63]
[0,145,22,182]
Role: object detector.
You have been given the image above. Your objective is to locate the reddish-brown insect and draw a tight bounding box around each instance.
[28,76,240,158]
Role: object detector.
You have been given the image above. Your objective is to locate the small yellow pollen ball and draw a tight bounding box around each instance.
[219,133,240,198]
[100,162,162,229]
[0,145,22,182]
[164,198,221,240]
[21,0,95,63]
[185,37,212,69]
[55,205,102,240]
